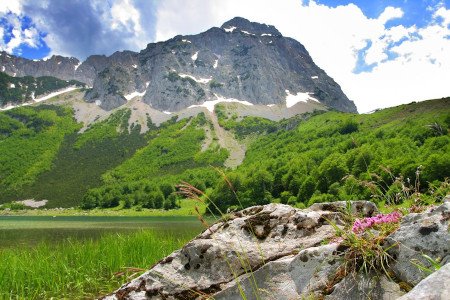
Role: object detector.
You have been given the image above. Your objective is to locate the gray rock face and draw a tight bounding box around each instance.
[1,17,357,113]
[1,51,92,85]
[136,17,356,113]
[104,201,450,300]
[397,263,450,300]
[386,202,450,286]
[0,50,138,87]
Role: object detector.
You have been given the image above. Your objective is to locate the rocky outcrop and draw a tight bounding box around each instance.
[1,17,357,113]
[0,50,138,87]
[397,263,450,300]
[386,202,450,286]
[104,201,450,300]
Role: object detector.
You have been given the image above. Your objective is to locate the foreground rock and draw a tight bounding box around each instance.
[104,201,450,299]
[397,263,450,300]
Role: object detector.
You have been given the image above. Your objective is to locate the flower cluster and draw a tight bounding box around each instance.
[352,211,402,233]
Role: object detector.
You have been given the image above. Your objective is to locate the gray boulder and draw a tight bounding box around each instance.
[386,202,450,286]
[103,201,450,300]
[103,201,376,299]
[398,263,450,300]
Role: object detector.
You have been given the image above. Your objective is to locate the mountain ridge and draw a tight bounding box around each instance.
[0,17,357,113]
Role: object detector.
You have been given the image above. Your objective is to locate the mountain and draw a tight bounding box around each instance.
[0,17,356,113]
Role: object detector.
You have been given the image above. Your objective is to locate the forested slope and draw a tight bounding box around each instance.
[207,98,450,212]
[0,98,448,211]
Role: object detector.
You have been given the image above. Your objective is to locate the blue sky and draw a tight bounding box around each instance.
[0,0,449,112]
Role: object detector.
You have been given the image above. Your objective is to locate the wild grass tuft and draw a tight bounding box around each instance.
[0,230,192,299]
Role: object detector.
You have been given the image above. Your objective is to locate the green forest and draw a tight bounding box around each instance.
[0,97,449,212]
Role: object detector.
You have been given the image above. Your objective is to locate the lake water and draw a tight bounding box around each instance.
[0,216,205,249]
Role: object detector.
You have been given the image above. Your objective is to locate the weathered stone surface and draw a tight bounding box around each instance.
[398,263,450,300]
[386,202,450,286]
[325,273,404,300]
[103,201,374,300]
[214,244,339,300]
[309,200,378,217]
[104,201,450,300]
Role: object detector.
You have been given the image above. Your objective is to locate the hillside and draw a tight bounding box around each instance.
[0,97,448,210]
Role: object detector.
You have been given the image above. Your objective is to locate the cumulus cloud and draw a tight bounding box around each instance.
[0,9,44,56]
[18,0,157,60]
[154,0,450,112]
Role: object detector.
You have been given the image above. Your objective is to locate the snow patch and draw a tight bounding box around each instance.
[179,73,211,84]
[124,90,146,100]
[311,76,319,79]
[74,62,82,70]
[162,111,172,115]
[269,41,273,44]
[241,30,255,36]
[171,50,176,54]
[0,104,27,111]
[1,86,81,111]
[34,86,80,103]
[9,83,15,88]
[267,104,276,107]
[224,26,236,33]
[57,62,61,65]
[145,81,150,88]
[182,39,191,43]
[188,94,253,113]
[1,66,4,72]
[191,51,199,61]
[261,33,272,36]
[95,100,102,106]
[13,73,16,77]
[285,90,320,108]
[132,64,137,69]
[213,59,218,69]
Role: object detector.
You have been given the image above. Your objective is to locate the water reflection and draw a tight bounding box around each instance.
[0,216,205,248]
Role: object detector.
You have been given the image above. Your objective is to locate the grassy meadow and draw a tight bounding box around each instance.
[0,227,201,299]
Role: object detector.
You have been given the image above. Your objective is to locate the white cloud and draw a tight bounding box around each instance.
[0,1,22,15]
[154,0,450,113]
[0,12,42,55]
[435,6,450,26]
[378,6,404,24]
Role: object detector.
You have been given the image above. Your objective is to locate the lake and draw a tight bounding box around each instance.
[0,215,205,248]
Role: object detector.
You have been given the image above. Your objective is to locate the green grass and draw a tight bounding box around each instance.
[0,229,196,299]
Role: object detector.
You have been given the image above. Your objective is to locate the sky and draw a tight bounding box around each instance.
[0,0,449,113]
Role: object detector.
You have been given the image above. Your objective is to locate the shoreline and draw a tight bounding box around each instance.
[0,200,206,217]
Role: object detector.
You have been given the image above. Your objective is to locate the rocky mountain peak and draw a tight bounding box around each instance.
[0,17,358,113]
[220,17,282,36]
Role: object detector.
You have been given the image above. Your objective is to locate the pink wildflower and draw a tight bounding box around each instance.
[352,211,402,233]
